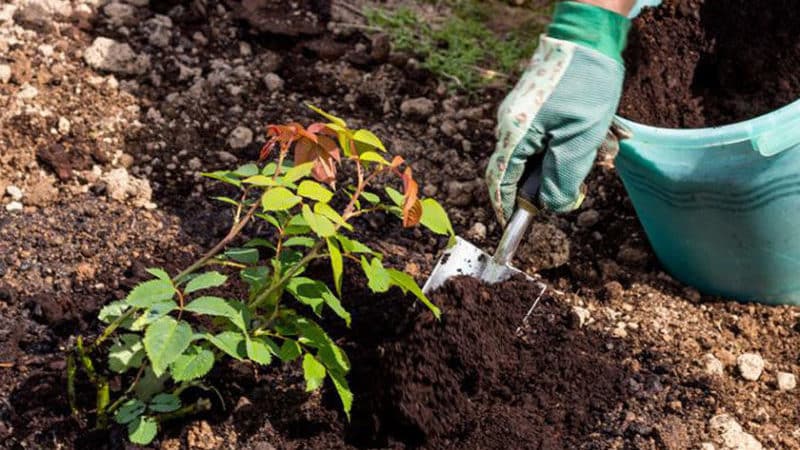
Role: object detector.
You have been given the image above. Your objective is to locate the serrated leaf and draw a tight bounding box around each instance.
[171,345,215,382]
[283,236,315,248]
[98,300,130,324]
[114,399,145,424]
[185,296,247,332]
[206,331,246,360]
[283,162,315,184]
[201,171,242,188]
[129,300,177,331]
[243,175,278,187]
[146,268,170,280]
[148,393,181,413]
[314,202,351,230]
[360,191,380,204]
[128,416,158,445]
[262,187,301,211]
[387,269,441,319]
[278,339,302,362]
[184,271,227,294]
[109,333,145,374]
[302,204,335,237]
[233,163,260,177]
[297,180,333,203]
[316,339,351,374]
[125,279,175,308]
[327,238,343,298]
[360,257,391,293]
[224,247,259,265]
[328,369,353,420]
[143,316,193,377]
[134,367,168,402]
[352,129,386,152]
[302,354,326,392]
[420,198,454,236]
[246,338,272,365]
[295,319,349,373]
[307,104,347,127]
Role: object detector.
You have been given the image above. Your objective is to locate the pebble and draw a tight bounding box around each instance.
[577,209,600,227]
[601,281,624,302]
[737,353,764,381]
[709,414,762,450]
[612,323,628,338]
[227,126,253,149]
[17,84,38,100]
[103,1,136,25]
[57,117,70,134]
[0,64,10,84]
[6,185,23,201]
[700,444,716,450]
[400,97,435,119]
[702,353,725,376]
[217,151,238,163]
[440,120,458,137]
[571,306,591,328]
[776,371,796,391]
[84,37,150,75]
[5,201,23,212]
[263,72,284,92]
[187,157,202,171]
[143,14,172,48]
[0,5,16,23]
[467,222,486,241]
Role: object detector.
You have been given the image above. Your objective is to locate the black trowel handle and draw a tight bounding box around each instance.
[516,152,545,211]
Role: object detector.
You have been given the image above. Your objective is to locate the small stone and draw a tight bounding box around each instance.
[263,72,284,92]
[777,371,796,391]
[400,97,435,119]
[142,14,172,48]
[467,222,487,241]
[6,185,23,201]
[702,353,725,376]
[187,157,202,171]
[618,246,649,265]
[17,84,38,99]
[239,41,252,57]
[57,117,70,134]
[577,209,600,227]
[0,65,11,84]
[84,37,150,75]
[700,443,716,450]
[709,414,762,450]
[0,4,16,23]
[26,177,58,207]
[38,44,54,57]
[737,353,764,381]
[446,179,479,206]
[217,151,238,163]
[5,201,22,212]
[100,168,153,208]
[601,281,624,302]
[570,306,591,328]
[186,420,223,450]
[612,324,628,338]
[440,120,458,137]
[227,126,253,149]
[102,1,136,25]
[118,153,134,168]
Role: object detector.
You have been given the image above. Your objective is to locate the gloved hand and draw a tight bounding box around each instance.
[486,1,631,224]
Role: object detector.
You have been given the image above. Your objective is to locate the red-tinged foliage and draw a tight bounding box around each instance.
[401,167,422,227]
[294,134,341,186]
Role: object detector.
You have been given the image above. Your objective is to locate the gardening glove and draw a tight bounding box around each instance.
[485,1,631,224]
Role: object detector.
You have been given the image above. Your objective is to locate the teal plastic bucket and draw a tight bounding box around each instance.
[615,0,800,304]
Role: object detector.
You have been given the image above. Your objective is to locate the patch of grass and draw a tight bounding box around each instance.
[365,1,552,92]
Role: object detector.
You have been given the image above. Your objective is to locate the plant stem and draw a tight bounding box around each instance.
[249,240,326,310]
[92,308,136,350]
[156,398,212,423]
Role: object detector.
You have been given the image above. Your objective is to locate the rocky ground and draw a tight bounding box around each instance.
[1,0,799,449]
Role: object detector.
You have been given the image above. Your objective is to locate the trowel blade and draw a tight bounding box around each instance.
[422,236,539,294]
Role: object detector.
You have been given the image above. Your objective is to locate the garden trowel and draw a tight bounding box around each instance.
[423,154,546,294]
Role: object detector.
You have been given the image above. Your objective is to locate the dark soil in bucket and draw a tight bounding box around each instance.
[619,0,800,128]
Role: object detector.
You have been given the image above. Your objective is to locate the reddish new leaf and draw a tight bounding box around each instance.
[294,136,341,186]
[401,167,422,227]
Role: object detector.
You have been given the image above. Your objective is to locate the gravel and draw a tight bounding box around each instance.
[737,353,765,381]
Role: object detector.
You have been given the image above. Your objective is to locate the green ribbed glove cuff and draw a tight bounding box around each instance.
[547,1,631,64]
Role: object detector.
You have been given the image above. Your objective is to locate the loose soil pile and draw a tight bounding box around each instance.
[619,0,800,128]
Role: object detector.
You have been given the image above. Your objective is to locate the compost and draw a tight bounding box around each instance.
[619,0,800,128]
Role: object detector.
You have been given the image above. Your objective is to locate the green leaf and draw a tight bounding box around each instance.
[283,162,315,184]
[328,369,353,420]
[261,162,278,175]
[256,213,282,229]
[295,319,350,373]
[146,268,170,280]
[108,334,145,374]
[98,300,130,324]
[359,151,389,165]
[114,399,145,424]
[361,191,380,204]
[384,186,404,207]
[143,316,193,377]
[420,198,454,236]
[278,339,302,362]
[148,393,181,413]
[283,236,315,248]
[316,339,351,374]
[297,180,334,203]
[262,187,302,211]
[302,204,335,237]
[243,174,278,187]
[129,300,177,331]
[202,171,242,188]
[302,354,326,392]
[387,269,441,319]
[327,238,343,297]
[307,104,347,127]
[125,279,175,308]
[286,277,326,315]
[315,203,351,230]
[244,237,275,248]
[225,247,260,265]
[184,271,227,294]
[128,416,158,445]
[233,163,260,177]
[360,257,391,293]
[212,196,241,207]
[352,129,386,152]
[336,235,375,255]
[241,266,270,295]
[246,338,272,365]
[134,367,168,401]
[184,296,247,331]
[206,331,246,360]
[171,345,215,382]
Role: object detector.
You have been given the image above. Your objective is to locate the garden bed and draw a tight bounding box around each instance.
[2,1,800,449]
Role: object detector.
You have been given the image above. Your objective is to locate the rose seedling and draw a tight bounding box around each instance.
[67,106,454,445]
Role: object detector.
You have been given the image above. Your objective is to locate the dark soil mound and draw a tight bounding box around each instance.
[619,0,800,128]
[349,276,635,449]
